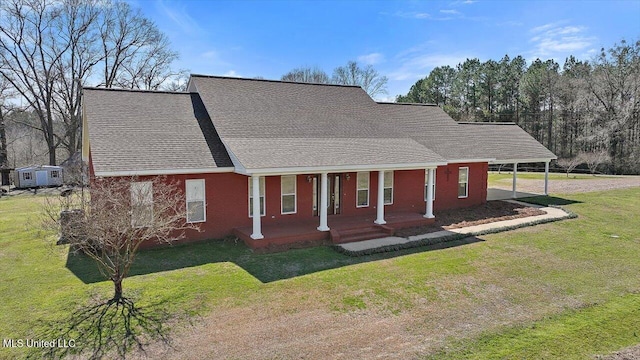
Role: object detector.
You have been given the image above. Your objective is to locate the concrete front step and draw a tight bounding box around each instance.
[331,226,391,244]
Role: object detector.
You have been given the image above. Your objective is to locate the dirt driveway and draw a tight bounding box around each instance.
[492,175,640,194]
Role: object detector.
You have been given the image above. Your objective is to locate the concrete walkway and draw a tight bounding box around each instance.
[337,202,573,256]
[486,188,541,201]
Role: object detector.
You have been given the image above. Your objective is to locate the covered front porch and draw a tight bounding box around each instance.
[234,210,435,250]
[488,160,553,201]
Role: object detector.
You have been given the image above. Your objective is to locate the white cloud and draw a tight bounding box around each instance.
[201,50,219,60]
[155,0,203,35]
[375,95,396,103]
[391,11,432,19]
[388,52,471,81]
[440,9,460,15]
[222,70,240,77]
[528,22,595,58]
[357,53,384,65]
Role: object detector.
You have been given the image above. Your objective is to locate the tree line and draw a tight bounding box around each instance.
[281,61,389,98]
[0,0,185,169]
[396,39,640,175]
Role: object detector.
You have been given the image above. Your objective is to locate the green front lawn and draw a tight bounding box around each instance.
[1,187,639,359]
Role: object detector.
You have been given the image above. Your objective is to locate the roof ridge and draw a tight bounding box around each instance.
[82,87,190,95]
[377,102,438,107]
[458,121,517,125]
[190,74,363,89]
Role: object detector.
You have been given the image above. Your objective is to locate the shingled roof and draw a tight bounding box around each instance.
[188,75,446,172]
[83,75,555,177]
[375,102,556,163]
[83,88,232,176]
[457,122,557,163]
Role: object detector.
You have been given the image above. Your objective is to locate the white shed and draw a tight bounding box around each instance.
[14,165,64,188]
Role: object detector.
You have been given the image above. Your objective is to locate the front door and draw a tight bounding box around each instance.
[35,171,48,186]
[313,174,342,216]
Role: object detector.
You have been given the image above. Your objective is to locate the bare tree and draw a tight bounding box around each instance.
[52,0,102,159]
[332,60,388,98]
[0,77,13,186]
[581,150,611,175]
[45,176,197,300]
[0,0,71,165]
[41,176,197,357]
[281,66,330,84]
[97,1,183,90]
[556,157,583,177]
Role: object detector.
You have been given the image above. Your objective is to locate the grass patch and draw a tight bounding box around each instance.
[426,293,640,360]
[1,187,639,358]
[487,171,607,187]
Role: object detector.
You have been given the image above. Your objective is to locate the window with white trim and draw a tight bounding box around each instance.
[356,172,369,207]
[281,175,296,214]
[50,170,59,178]
[248,177,265,217]
[384,171,394,205]
[23,172,32,180]
[186,179,206,223]
[131,181,153,227]
[458,167,469,198]
[424,169,436,201]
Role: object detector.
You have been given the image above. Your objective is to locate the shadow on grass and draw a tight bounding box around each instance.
[519,195,582,206]
[66,236,484,284]
[31,295,183,360]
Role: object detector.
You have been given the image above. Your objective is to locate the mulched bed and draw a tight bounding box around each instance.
[395,200,546,237]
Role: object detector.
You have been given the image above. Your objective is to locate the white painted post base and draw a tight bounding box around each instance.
[512,163,518,199]
[374,170,386,225]
[317,172,330,231]
[250,175,263,239]
[424,168,435,219]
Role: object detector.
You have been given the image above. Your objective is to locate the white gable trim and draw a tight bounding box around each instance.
[95,167,234,177]
[490,158,556,164]
[240,162,446,176]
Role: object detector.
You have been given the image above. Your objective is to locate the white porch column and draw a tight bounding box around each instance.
[317,172,330,231]
[250,175,263,239]
[424,168,435,219]
[374,170,386,225]
[512,163,518,199]
[544,161,550,196]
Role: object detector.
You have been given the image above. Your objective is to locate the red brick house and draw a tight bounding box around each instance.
[82,75,555,250]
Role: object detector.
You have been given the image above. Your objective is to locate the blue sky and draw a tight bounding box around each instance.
[132,0,640,100]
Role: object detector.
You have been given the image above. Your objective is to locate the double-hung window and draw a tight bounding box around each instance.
[281,175,296,214]
[424,170,436,201]
[356,172,369,207]
[458,167,469,198]
[383,171,394,205]
[186,179,206,223]
[248,177,265,216]
[131,181,153,227]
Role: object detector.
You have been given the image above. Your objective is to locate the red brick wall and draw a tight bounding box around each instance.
[433,162,488,211]
[95,163,488,245]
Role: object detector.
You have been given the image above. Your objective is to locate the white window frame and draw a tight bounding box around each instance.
[23,172,32,180]
[458,167,469,199]
[50,170,59,178]
[425,169,436,201]
[130,181,153,228]
[248,177,266,217]
[383,170,394,205]
[280,175,297,215]
[356,172,369,208]
[185,179,206,223]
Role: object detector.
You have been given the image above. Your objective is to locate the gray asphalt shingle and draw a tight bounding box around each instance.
[84,88,232,175]
[84,76,555,176]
